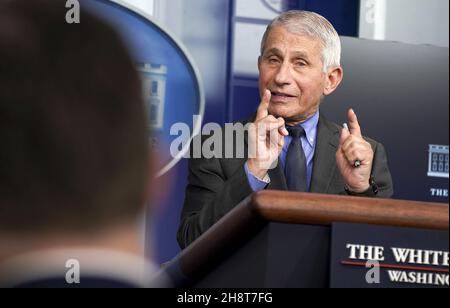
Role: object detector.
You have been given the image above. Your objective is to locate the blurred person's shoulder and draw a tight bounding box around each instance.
[0,248,171,288]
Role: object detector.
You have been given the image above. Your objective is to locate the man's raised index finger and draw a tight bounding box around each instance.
[347,108,362,137]
[256,89,271,120]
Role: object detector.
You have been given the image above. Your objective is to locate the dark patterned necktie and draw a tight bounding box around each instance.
[285,126,307,192]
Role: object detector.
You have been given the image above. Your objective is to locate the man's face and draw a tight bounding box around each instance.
[258,26,329,122]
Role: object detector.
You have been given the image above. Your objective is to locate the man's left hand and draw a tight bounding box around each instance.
[336,109,374,193]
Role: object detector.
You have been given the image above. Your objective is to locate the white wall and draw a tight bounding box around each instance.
[120,0,154,16]
[360,0,449,47]
[151,0,230,103]
[233,0,280,76]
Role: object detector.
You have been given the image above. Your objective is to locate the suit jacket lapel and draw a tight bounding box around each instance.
[310,114,340,193]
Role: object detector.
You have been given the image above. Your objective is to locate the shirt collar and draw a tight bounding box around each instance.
[298,111,319,148]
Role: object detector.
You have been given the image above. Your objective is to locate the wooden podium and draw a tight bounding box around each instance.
[166,192,449,288]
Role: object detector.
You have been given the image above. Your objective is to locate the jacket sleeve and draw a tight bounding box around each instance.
[370,141,394,198]
[177,153,253,249]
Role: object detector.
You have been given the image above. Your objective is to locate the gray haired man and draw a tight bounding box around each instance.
[178,11,394,249]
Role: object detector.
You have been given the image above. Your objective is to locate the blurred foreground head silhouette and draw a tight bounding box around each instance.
[0,0,150,237]
[0,1,160,285]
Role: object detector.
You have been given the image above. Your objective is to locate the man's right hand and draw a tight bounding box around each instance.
[247,90,289,179]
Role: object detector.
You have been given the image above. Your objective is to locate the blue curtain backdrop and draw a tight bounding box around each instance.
[294,0,360,37]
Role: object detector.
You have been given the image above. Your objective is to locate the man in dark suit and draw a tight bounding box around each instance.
[178,11,393,249]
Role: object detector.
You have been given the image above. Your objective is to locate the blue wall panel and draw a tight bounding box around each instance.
[296,0,360,36]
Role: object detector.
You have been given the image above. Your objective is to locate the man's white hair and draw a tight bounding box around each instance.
[261,10,341,73]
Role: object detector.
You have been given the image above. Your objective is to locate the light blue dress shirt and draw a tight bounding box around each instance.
[245,111,319,192]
